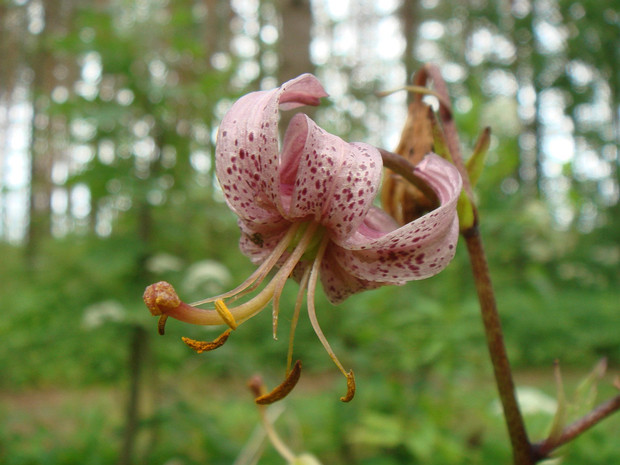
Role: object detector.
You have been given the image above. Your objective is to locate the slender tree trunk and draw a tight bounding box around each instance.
[26,46,54,264]
[277,0,314,130]
[277,0,313,81]
[511,11,542,199]
[400,0,420,85]
[118,325,149,465]
[25,0,77,258]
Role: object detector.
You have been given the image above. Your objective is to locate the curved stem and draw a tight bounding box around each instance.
[378,148,439,208]
[395,64,620,464]
[384,113,533,463]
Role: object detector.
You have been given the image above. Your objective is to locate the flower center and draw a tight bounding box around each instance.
[288,221,325,262]
[143,219,355,402]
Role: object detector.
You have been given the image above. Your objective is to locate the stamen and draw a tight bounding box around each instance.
[214,299,238,330]
[306,235,356,402]
[190,223,302,307]
[342,370,356,403]
[271,222,320,339]
[248,376,296,463]
[144,223,320,331]
[286,267,311,375]
[254,360,303,405]
[182,329,232,353]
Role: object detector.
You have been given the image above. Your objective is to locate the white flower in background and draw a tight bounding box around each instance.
[82,300,125,329]
[145,253,185,274]
[492,387,557,416]
[183,260,232,295]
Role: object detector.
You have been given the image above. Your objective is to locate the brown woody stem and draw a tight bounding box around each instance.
[380,148,533,463]
[415,63,534,464]
[390,64,620,464]
[463,226,534,465]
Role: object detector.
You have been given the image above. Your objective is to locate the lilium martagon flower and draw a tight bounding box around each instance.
[143,73,462,403]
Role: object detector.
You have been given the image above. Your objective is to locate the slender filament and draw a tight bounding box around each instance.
[190,223,301,306]
[286,266,311,375]
[165,222,320,327]
[271,222,320,339]
[306,236,348,377]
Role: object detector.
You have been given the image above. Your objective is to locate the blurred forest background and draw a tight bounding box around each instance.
[0,0,619,464]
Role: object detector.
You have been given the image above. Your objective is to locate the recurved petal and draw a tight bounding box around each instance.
[352,206,400,239]
[215,74,328,224]
[332,153,461,284]
[283,114,383,238]
[318,245,383,304]
[319,142,383,241]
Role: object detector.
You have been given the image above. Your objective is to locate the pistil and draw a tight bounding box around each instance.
[143,221,323,330]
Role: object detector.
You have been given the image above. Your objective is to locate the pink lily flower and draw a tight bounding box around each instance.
[144,74,462,401]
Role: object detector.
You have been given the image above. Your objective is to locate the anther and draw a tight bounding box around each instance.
[255,360,302,405]
[340,370,356,402]
[214,299,238,330]
[182,329,232,353]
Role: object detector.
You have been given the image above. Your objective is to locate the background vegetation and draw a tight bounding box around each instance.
[0,0,618,464]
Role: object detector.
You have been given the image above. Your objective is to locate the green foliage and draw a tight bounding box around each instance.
[1,0,618,463]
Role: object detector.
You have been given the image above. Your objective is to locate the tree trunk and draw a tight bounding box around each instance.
[277,0,314,130]
[118,325,149,465]
[400,0,420,86]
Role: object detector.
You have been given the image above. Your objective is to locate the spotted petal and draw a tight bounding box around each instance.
[237,218,291,265]
[215,74,328,225]
[319,250,383,304]
[280,114,383,239]
[323,153,462,302]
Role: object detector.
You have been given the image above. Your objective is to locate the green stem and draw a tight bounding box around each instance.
[463,226,534,465]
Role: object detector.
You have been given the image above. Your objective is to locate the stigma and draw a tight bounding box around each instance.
[142,219,356,402]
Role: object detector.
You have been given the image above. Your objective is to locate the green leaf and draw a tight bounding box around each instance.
[571,358,607,418]
[466,127,491,188]
[547,362,568,443]
[429,112,454,163]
